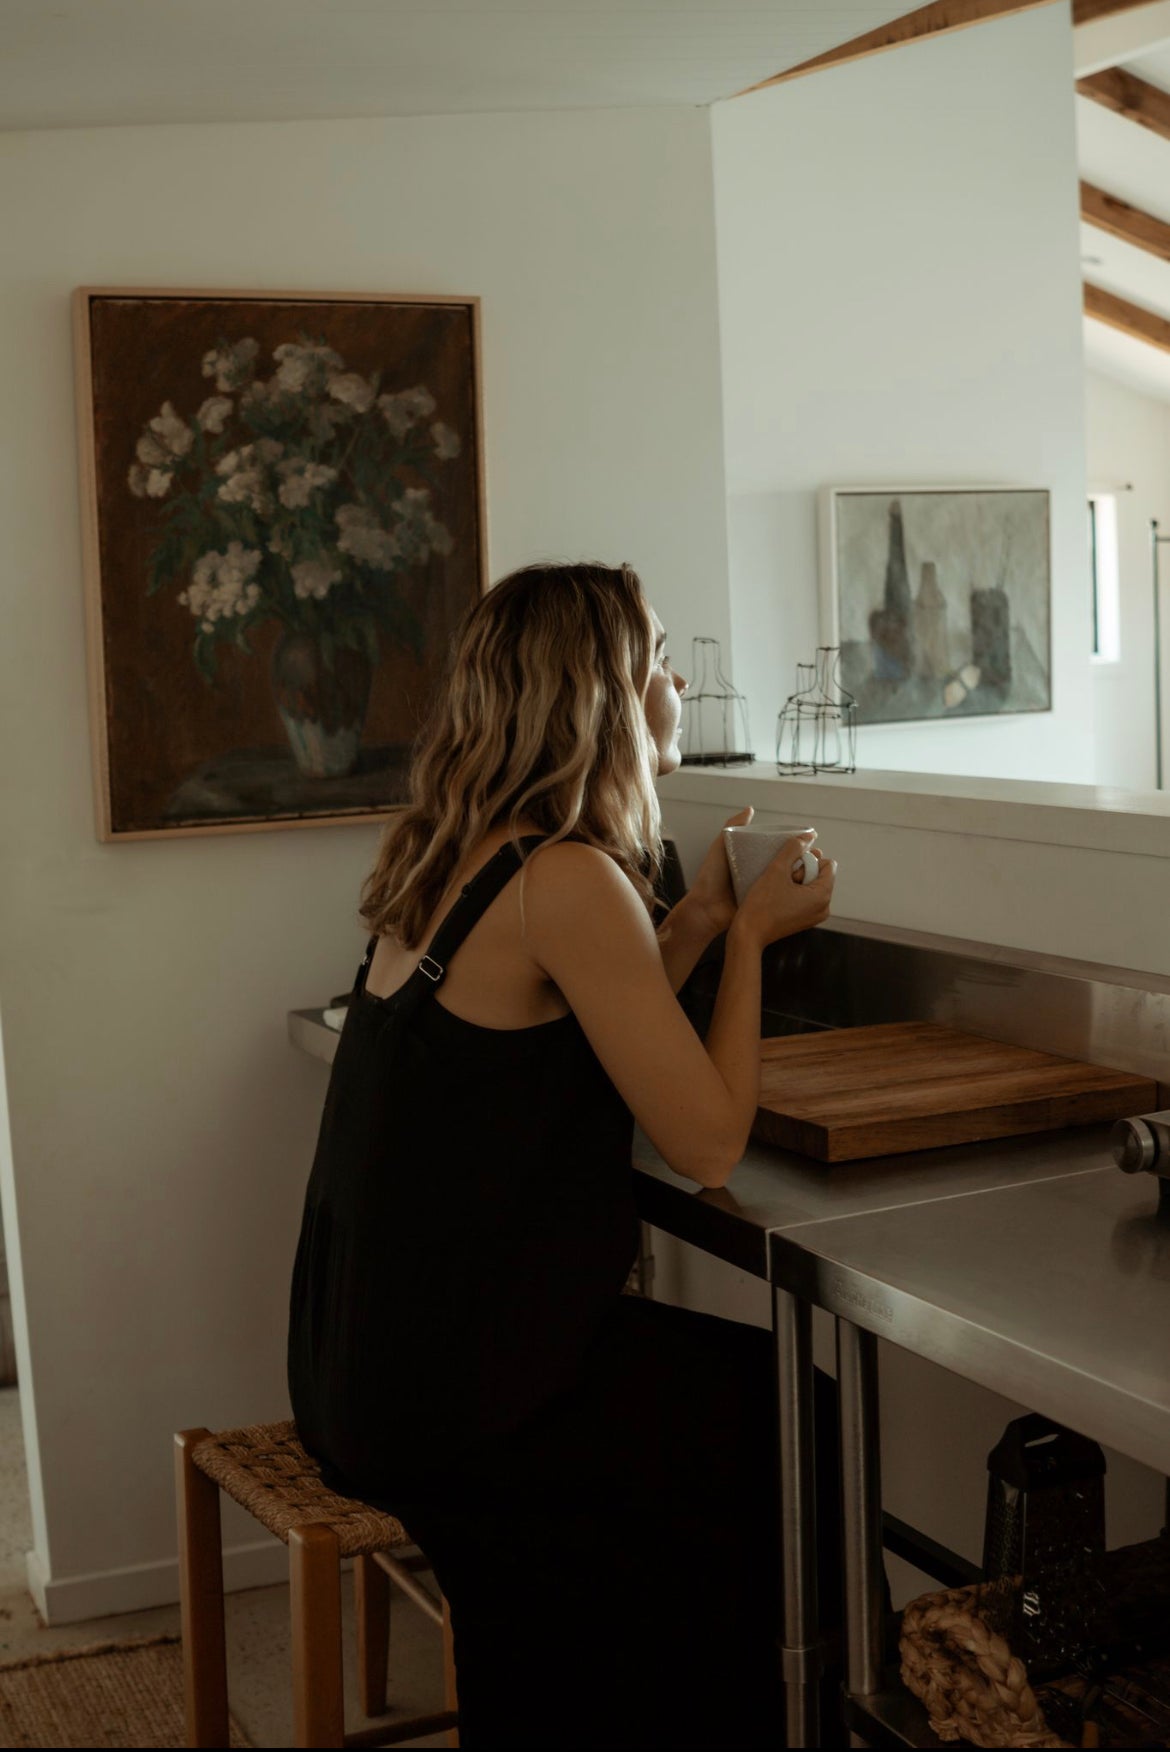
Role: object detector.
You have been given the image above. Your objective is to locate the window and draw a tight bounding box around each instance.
[1088,492,1120,663]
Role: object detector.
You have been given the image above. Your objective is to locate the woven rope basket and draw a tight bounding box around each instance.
[899,1580,1072,1750]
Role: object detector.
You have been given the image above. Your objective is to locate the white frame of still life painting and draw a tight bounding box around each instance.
[818,484,1053,729]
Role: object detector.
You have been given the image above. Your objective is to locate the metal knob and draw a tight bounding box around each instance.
[1111,1117,1159,1175]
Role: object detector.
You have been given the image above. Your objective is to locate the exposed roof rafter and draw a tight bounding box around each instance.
[1081,180,1170,262]
[1077,66,1170,144]
[1085,282,1170,353]
[735,0,1053,95]
[1073,0,1162,23]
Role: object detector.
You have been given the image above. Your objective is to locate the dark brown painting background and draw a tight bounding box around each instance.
[86,295,483,834]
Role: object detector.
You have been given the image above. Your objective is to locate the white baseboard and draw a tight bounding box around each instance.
[26,1537,291,1626]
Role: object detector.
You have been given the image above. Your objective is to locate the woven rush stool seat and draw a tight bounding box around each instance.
[175,1421,459,1750]
[190,1421,409,1557]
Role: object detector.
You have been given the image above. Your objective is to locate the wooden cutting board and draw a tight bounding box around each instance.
[752,1021,1158,1163]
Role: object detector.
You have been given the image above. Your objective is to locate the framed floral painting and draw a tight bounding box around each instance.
[74,287,486,839]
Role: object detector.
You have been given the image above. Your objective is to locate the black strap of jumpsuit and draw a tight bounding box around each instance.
[354,835,551,1020]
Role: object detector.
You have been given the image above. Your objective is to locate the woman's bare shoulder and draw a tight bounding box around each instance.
[525,838,632,894]
[522,839,649,944]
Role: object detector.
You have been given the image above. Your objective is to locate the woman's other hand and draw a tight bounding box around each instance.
[685,806,754,937]
[730,836,835,952]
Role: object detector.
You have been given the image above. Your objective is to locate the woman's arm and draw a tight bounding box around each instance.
[656,894,720,993]
[524,836,834,1189]
[656,806,754,993]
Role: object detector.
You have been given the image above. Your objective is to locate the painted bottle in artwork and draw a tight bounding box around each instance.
[913,561,949,680]
[970,586,1012,688]
[867,499,914,682]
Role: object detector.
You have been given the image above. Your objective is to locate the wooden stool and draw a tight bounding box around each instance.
[175,1420,459,1749]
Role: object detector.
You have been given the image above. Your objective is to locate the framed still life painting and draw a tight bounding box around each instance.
[74,287,486,839]
[819,485,1052,727]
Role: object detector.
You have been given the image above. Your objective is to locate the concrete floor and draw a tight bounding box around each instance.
[0,1389,449,1747]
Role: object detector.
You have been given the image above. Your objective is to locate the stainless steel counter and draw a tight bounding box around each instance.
[772,1164,1170,1478]
[633,1125,1118,1274]
[286,1021,1150,1457]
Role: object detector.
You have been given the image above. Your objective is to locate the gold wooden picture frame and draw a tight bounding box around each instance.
[74,287,487,840]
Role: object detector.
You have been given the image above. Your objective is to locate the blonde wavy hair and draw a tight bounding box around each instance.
[360,561,665,946]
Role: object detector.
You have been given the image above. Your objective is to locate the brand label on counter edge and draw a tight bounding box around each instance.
[828,1275,895,1325]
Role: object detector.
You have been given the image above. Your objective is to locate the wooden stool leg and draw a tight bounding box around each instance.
[174,1430,230,1750]
[354,1552,391,1717]
[442,1595,459,1750]
[289,1523,345,1749]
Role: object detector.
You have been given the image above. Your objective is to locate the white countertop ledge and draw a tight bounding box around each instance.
[656,763,1170,860]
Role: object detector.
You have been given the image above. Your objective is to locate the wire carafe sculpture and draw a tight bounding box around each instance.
[680,636,754,766]
[776,646,858,774]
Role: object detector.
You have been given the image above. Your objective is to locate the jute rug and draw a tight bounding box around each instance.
[0,1632,251,1748]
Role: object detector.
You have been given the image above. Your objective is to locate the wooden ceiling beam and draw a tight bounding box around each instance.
[1077,66,1170,143]
[1073,0,1163,24]
[1081,179,1170,261]
[1084,282,1170,352]
[735,1,1055,95]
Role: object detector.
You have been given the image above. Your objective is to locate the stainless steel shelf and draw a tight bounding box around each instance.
[841,1680,946,1750]
[288,1006,340,1066]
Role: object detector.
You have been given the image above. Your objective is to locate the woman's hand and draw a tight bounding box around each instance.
[729,835,836,952]
[684,806,755,937]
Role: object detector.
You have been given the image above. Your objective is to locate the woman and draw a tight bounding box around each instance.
[288,561,838,1750]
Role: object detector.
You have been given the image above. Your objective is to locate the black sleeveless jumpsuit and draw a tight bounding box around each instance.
[288,838,828,1749]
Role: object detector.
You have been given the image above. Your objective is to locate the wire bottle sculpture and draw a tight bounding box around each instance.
[776,646,858,775]
[680,637,754,766]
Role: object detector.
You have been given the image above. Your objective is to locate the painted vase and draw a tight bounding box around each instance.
[271,630,373,780]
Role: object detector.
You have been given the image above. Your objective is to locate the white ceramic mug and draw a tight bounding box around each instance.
[722,825,819,907]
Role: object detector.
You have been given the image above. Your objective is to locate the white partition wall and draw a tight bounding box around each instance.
[711,5,1095,783]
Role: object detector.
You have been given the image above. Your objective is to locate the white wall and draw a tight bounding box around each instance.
[0,106,729,1619]
[1084,369,1170,789]
[711,5,1096,783]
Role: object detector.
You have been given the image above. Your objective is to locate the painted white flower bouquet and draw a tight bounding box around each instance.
[129,334,462,777]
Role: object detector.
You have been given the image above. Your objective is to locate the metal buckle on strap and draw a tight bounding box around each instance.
[417,955,445,983]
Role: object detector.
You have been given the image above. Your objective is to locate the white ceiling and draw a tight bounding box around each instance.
[1080,216,1170,318]
[11,1,1170,406]
[1077,84,1170,371]
[1083,314,1170,403]
[0,0,904,131]
[1132,40,1170,86]
[1077,85,1170,219]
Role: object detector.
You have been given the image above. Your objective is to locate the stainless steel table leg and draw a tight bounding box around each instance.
[773,1287,820,1749]
[636,1220,655,1299]
[836,1318,883,1748]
